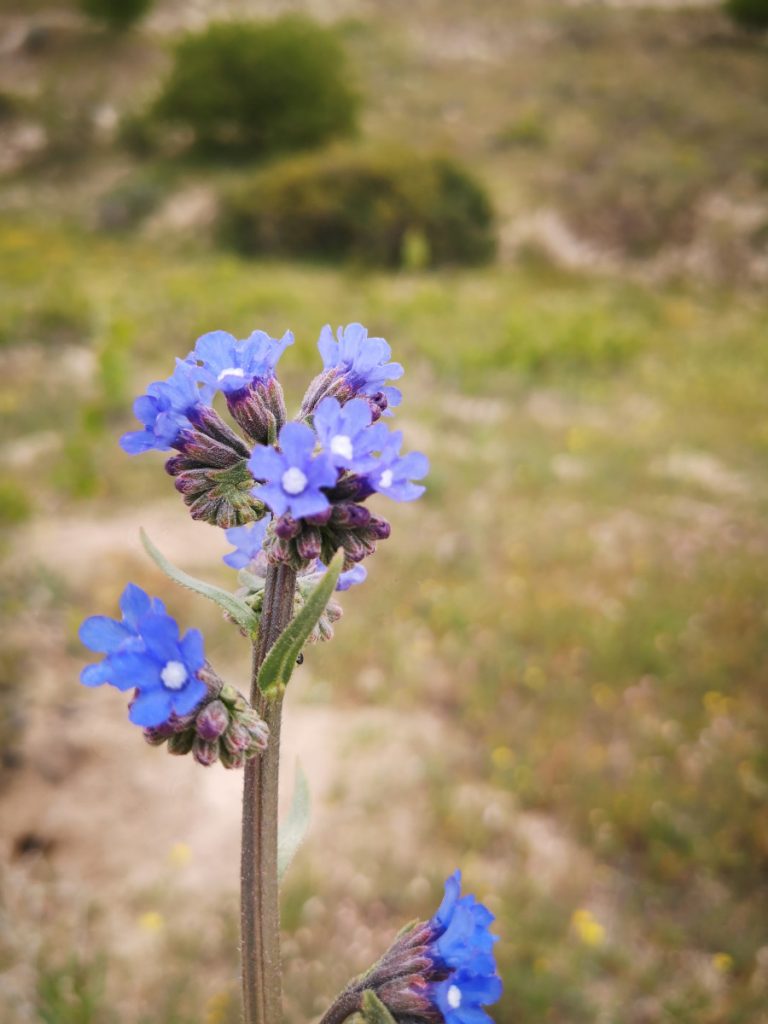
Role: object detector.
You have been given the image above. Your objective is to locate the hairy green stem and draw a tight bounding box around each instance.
[241,562,297,1024]
[317,989,364,1024]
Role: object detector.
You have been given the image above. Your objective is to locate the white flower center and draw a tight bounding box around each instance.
[447,985,462,1010]
[161,660,188,690]
[282,467,308,495]
[330,434,354,460]
[217,366,245,383]
[379,469,394,489]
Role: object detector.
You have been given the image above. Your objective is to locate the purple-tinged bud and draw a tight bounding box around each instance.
[187,404,252,458]
[331,503,371,528]
[369,390,388,420]
[143,723,174,746]
[223,723,251,754]
[296,526,322,561]
[195,699,230,741]
[168,730,195,756]
[303,506,333,527]
[368,516,391,540]
[165,453,207,475]
[220,747,247,770]
[173,429,245,469]
[226,388,275,446]
[341,533,368,563]
[173,469,214,496]
[275,514,301,539]
[327,474,376,504]
[192,736,220,767]
[245,718,269,753]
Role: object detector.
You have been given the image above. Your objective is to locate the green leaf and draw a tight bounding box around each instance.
[361,991,397,1024]
[257,548,344,695]
[277,761,311,881]
[140,528,259,635]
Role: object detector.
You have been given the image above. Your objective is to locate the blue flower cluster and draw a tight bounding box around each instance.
[426,871,502,1024]
[117,322,426,566]
[368,871,501,1024]
[80,584,207,727]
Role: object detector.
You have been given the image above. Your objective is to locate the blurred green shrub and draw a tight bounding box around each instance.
[79,0,152,32]
[0,481,32,527]
[96,177,167,232]
[725,0,768,28]
[151,17,359,158]
[219,147,496,267]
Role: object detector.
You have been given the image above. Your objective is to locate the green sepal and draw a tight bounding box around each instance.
[361,991,397,1024]
[277,761,310,881]
[257,548,343,696]
[140,528,259,635]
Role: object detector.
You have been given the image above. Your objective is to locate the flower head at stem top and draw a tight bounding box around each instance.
[248,422,337,519]
[79,584,207,728]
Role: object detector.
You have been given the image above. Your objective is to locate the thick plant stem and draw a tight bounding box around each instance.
[241,562,297,1024]
[317,990,364,1024]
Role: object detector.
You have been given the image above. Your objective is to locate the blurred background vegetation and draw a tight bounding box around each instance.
[1,1,767,1023]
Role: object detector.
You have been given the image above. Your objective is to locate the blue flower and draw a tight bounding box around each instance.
[428,871,500,976]
[431,969,503,1024]
[79,586,207,728]
[367,431,429,502]
[313,396,388,471]
[318,323,404,409]
[187,329,293,396]
[314,559,367,591]
[223,519,270,569]
[120,361,211,455]
[248,422,337,519]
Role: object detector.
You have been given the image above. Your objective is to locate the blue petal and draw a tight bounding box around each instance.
[140,614,181,663]
[108,652,162,691]
[179,628,205,671]
[279,422,315,465]
[169,676,207,717]
[119,583,151,629]
[80,660,113,687]
[129,689,173,727]
[248,445,284,483]
[79,616,133,653]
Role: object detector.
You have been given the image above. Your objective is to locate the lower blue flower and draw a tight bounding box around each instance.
[431,969,503,1024]
[79,585,207,728]
[223,519,270,569]
[428,870,499,975]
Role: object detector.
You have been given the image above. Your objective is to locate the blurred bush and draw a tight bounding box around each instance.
[725,0,768,28]
[79,0,153,32]
[219,146,496,268]
[151,17,359,158]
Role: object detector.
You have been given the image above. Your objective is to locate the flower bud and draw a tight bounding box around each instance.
[195,699,230,741]
[223,723,251,754]
[192,736,220,767]
[167,730,195,756]
[296,526,322,561]
[275,514,301,539]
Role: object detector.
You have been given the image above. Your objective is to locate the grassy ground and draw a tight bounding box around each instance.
[1,2,768,1024]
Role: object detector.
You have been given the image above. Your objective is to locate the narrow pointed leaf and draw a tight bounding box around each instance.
[277,762,310,881]
[362,991,397,1024]
[140,528,259,635]
[258,548,343,695]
